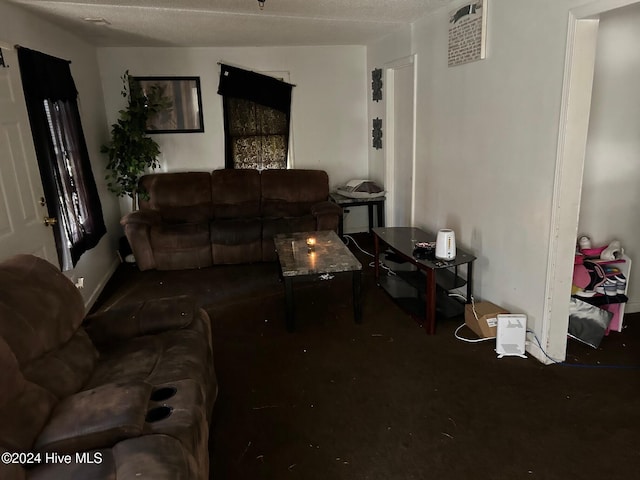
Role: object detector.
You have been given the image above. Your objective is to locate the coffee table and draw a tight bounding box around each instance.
[273,230,363,332]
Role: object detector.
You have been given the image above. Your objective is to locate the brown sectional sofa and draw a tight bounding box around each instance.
[0,254,217,479]
[121,168,342,271]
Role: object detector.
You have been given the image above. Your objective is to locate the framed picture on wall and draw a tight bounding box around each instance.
[447,0,488,67]
[133,76,204,133]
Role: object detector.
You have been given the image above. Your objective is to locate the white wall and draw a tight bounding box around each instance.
[0,1,120,309]
[579,3,640,312]
[97,46,370,231]
[367,0,606,362]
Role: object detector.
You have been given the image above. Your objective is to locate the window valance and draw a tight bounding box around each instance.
[217,63,293,113]
[17,47,77,102]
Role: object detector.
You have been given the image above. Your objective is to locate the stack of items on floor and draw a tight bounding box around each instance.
[569,236,628,348]
[0,254,217,479]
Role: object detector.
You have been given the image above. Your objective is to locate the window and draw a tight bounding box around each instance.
[217,64,294,170]
[224,97,289,170]
[18,47,106,270]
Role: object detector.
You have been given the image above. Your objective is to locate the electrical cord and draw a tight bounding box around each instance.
[526,329,562,364]
[344,234,396,275]
[454,323,495,343]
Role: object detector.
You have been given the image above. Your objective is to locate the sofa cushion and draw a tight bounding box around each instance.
[261,169,330,217]
[262,215,317,238]
[211,169,261,219]
[22,329,98,400]
[0,336,57,452]
[210,218,262,245]
[115,434,199,479]
[0,254,85,365]
[35,382,153,454]
[27,435,198,480]
[150,223,213,270]
[211,218,262,264]
[26,448,113,480]
[84,295,196,347]
[212,240,262,265]
[85,328,215,414]
[139,172,212,224]
[150,223,211,250]
[154,247,213,271]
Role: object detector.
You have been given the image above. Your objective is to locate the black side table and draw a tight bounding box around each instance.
[329,192,385,236]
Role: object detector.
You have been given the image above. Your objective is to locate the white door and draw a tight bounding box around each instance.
[385,58,415,227]
[0,47,58,264]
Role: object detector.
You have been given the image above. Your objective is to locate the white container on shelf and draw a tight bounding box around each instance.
[435,229,456,261]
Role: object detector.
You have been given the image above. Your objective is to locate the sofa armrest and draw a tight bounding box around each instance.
[311,200,342,231]
[120,209,162,227]
[311,200,342,217]
[120,210,161,271]
[84,295,197,347]
[35,382,152,454]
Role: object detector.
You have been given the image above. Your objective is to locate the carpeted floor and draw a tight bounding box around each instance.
[94,234,640,480]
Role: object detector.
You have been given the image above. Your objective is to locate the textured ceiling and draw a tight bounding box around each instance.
[7,0,454,47]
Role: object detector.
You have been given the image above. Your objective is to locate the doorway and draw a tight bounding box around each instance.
[542,0,640,363]
[384,55,416,228]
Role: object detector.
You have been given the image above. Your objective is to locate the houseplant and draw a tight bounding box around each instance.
[102,71,171,210]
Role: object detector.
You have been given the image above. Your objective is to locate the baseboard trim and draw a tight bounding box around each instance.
[84,257,120,311]
[526,336,563,365]
[624,302,640,314]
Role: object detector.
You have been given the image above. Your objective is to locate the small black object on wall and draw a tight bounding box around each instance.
[372,118,382,149]
[371,68,382,102]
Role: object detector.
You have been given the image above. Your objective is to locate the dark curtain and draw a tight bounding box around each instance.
[17,47,106,270]
[217,64,293,169]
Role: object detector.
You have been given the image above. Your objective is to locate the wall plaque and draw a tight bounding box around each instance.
[448,0,488,67]
[372,68,382,102]
[372,118,382,150]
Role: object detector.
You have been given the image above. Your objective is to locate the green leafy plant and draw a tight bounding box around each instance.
[101,71,171,210]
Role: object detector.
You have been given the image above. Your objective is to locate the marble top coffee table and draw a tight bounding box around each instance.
[273,230,363,331]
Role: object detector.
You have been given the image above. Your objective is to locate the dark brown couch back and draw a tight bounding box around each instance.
[0,255,86,365]
[261,169,330,217]
[211,169,261,219]
[139,172,213,223]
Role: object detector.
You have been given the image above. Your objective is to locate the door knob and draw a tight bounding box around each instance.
[43,217,58,227]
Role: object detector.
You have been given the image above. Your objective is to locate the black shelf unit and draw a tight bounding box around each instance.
[373,227,476,334]
[378,270,467,320]
[393,268,468,292]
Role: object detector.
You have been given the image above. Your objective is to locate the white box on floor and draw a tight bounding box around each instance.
[496,314,527,359]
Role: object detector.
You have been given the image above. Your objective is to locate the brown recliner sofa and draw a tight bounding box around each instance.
[121,169,342,271]
[0,254,217,479]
